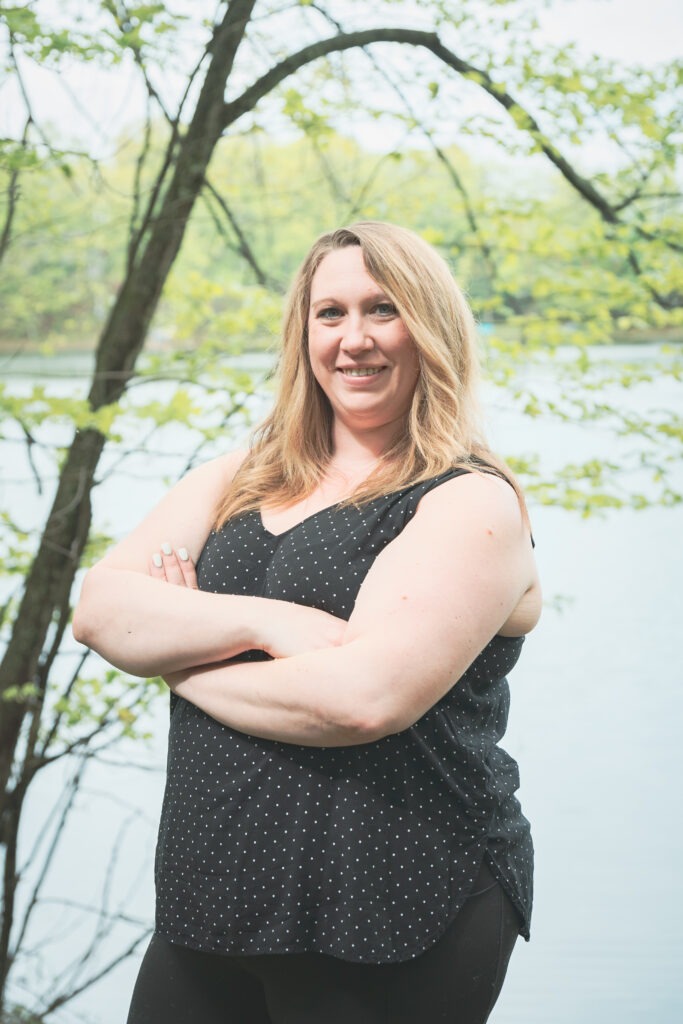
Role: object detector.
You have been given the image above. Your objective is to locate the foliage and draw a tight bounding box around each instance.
[0,0,681,1018]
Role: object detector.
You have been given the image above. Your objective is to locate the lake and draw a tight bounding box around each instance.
[1,345,682,1022]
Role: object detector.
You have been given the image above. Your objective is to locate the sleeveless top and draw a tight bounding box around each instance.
[154,468,534,964]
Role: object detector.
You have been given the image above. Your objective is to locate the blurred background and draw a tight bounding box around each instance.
[1,1,682,1020]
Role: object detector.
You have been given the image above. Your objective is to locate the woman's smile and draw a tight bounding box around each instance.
[339,366,384,377]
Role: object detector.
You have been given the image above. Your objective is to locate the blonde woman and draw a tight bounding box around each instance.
[74,222,541,1023]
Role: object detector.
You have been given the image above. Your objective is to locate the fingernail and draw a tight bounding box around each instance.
[161,542,172,555]
[152,553,163,567]
[178,547,189,561]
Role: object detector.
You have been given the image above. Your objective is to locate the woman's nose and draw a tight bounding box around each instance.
[341,318,374,353]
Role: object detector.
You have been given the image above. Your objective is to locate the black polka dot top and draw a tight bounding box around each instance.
[154,468,534,964]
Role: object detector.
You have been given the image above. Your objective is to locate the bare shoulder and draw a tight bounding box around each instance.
[415,470,527,544]
[97,449,248,572]
[141,446,248,514]
[412,471,541,635]
[187,448,248,491]
[347,468,539,653]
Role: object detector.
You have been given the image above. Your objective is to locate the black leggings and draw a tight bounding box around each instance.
[126,863,520,1024]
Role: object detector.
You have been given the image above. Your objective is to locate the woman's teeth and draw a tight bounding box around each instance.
[342,368,383,377]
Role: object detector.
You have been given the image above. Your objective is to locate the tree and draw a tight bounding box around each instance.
[1,0,681,1016]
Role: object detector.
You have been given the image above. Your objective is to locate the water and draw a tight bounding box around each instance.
[1,346,682,1022]
[500,503,683,1022]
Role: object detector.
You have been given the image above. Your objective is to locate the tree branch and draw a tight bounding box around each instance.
[17,421,43,496]
[222,28,621,225]
[36,648,91,761]
[46,807,147,1002]
[221,28,683,307]
[39,927,153,1016]
[202,176,273,287]
[37,897,149,929]
[346,41,519,306]
[128,92,154,271]
[10,760,87,964]
[8,38,53,154]
[0,117,31,267]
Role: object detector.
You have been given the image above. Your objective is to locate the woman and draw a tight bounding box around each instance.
[73,221,541,1023]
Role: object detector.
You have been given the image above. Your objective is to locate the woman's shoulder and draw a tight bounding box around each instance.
[415,469,527,542]
[93,450,249,573]
[181,448,249,496]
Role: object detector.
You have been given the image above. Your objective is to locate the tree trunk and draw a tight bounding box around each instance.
[0,2,257,1000]
[0,428,103,817]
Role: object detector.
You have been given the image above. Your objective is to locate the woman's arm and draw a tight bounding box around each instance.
[168,472,541,745]
[72,451,346,677]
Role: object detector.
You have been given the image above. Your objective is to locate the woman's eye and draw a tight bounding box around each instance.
[374,302,396,316]
[318,307,343,320]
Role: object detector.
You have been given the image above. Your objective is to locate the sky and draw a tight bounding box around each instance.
[536,0,682,63]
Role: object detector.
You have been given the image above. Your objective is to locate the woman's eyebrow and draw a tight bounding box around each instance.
[310,292,390,310]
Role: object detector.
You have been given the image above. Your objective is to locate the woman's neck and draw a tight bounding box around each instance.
[328,418,402,477]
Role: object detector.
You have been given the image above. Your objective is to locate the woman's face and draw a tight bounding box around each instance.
[307,246,419,437]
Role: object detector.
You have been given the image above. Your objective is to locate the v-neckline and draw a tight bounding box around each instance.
[256,470,458,540]
[258,501,345,540]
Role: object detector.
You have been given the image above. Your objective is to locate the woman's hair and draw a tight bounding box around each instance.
[214,220,527,528]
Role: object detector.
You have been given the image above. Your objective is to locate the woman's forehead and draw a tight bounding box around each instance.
[309,247,381,303]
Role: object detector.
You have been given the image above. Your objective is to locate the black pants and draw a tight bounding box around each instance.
[127,863,520,1024]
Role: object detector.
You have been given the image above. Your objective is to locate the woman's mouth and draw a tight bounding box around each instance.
[339,367,384,377]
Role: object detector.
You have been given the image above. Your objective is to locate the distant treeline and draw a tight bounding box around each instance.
[2,130,680,353]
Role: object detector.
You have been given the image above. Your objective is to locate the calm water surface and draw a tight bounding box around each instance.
[1,347,682,1022]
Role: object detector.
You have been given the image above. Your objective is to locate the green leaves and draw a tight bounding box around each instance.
[1,681,40,705]
[1,2,106,62]
[45,668,166,744]
[0,383,123,439]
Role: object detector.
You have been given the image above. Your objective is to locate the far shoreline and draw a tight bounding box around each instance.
[1,325,682,361]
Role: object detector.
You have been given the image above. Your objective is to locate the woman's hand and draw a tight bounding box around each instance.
[149,541,346,658]
[257,601,347,659]
[149,542,198,588]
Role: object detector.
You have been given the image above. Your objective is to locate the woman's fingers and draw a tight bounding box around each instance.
[150,542,198,588]
[159,542,185,585]
[149,551,167,580]
[175,546,198,589]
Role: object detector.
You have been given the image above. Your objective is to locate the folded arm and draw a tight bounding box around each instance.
[72,451,346,676]
[168,473,541,745]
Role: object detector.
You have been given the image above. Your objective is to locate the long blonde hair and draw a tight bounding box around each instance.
[215,221,527,528]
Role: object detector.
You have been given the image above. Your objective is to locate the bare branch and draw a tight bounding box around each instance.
[39,927,153,1016]
[37,897,149,929]
[17,756,81,879]
[8,39,54,155]
[38,721,123,768]
[17,422,43,496]
[177,391,259,477]
[0,116,31,267]
[124,122,182,273]
[627,244,682,308]
[128,92,154,272]
[222,27,683,307]
[48,807,148,1000]
[635,222,683,255]
[93,420,164,486]
[103,2,215,275]
[37,648,91,760]
[305,7,525,312]
[202,176,273,287]
[10,759,87,963]
[619,191,681,207]
[84,754,163,773]
[102,1,183,274]
[223,29,620,225]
